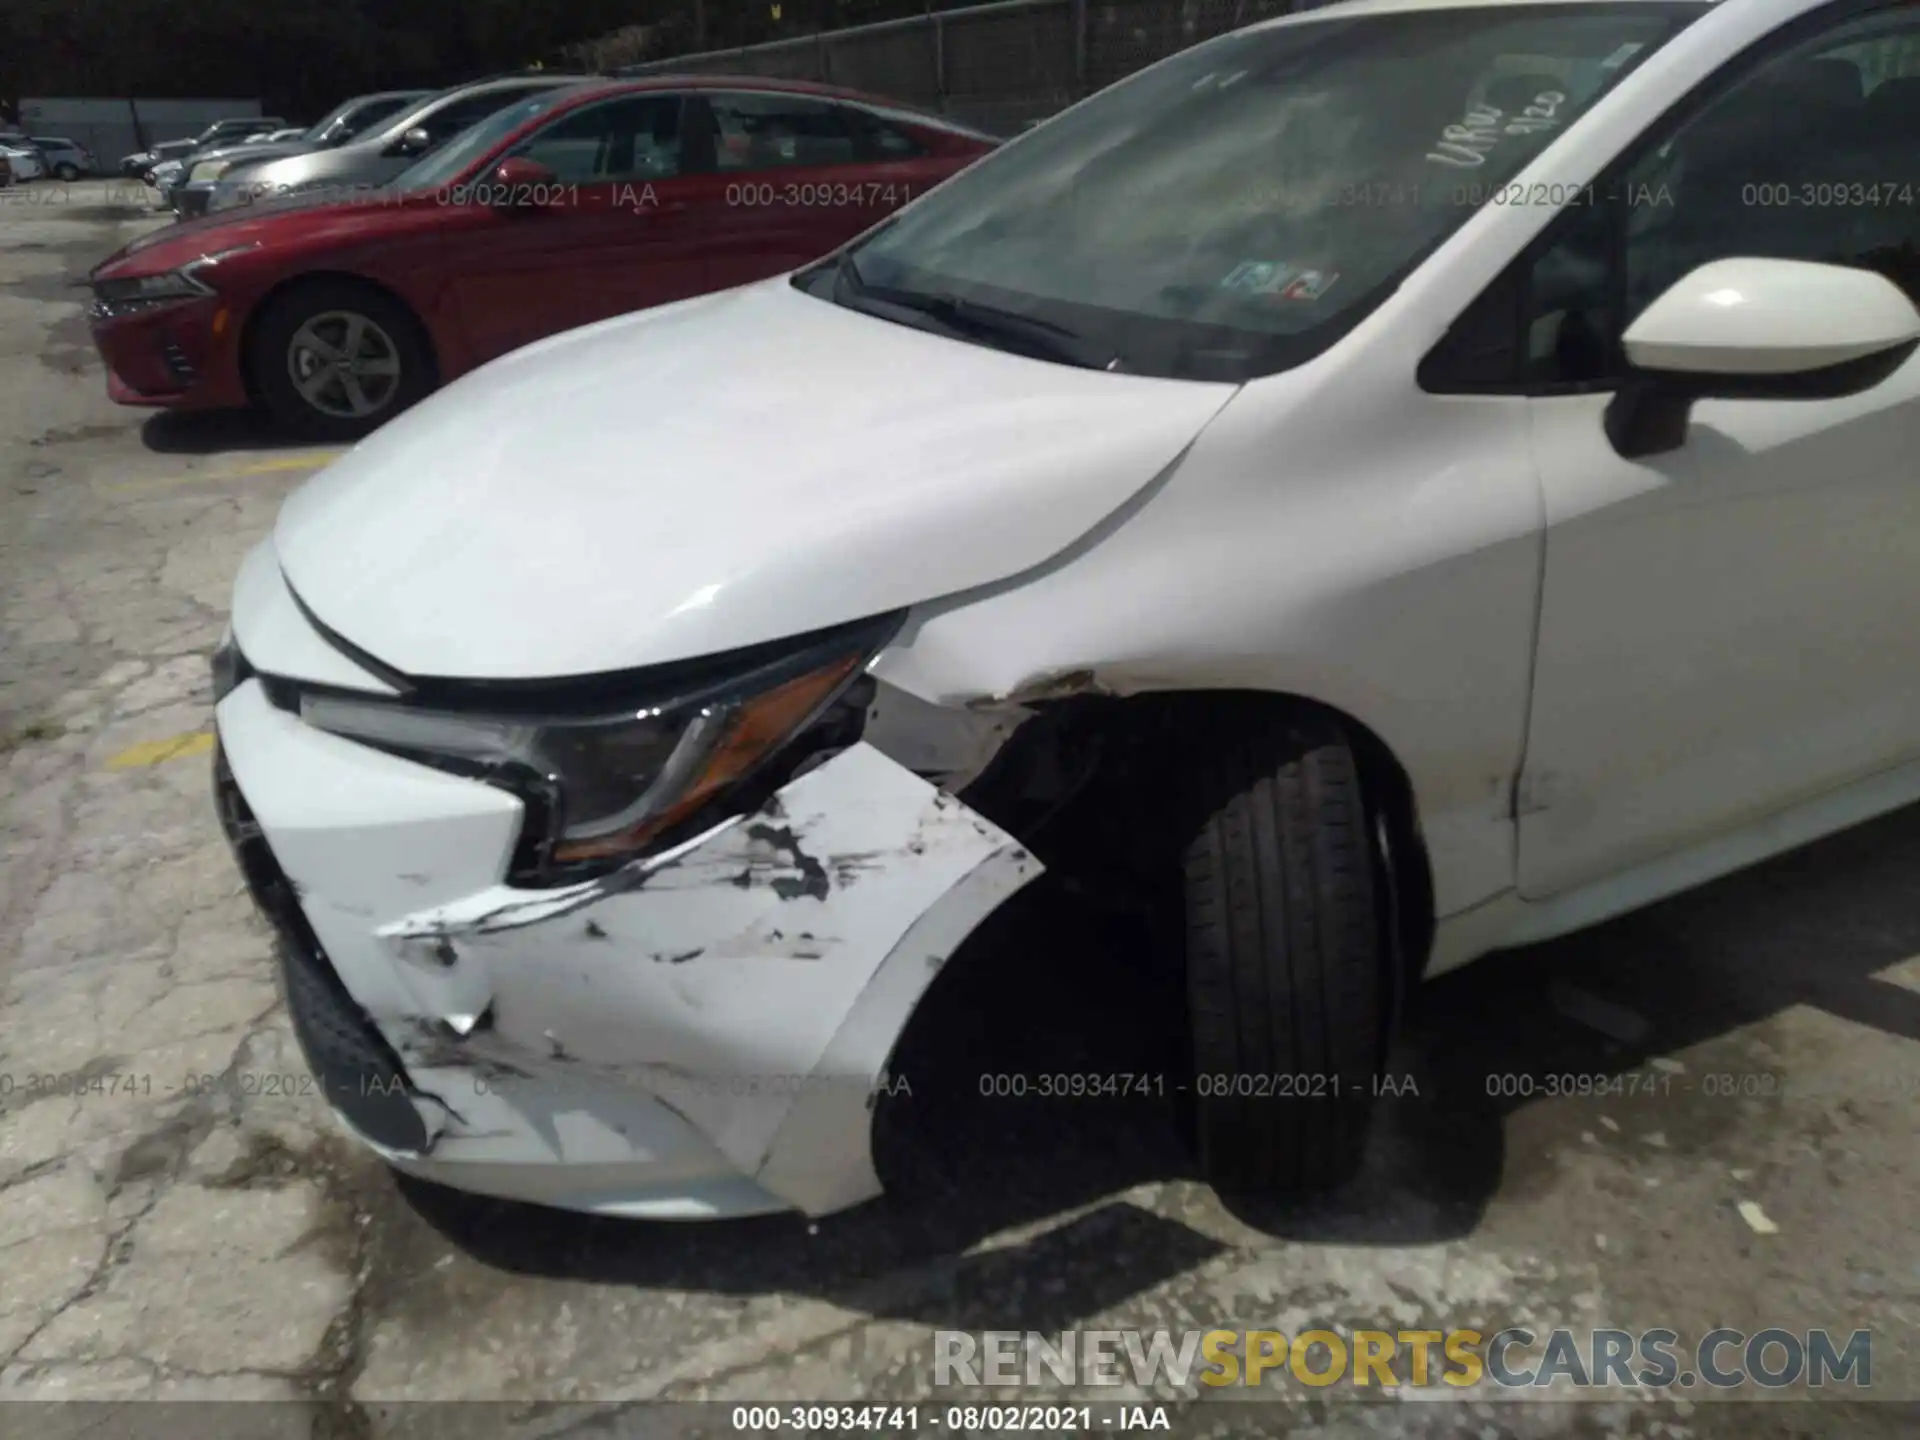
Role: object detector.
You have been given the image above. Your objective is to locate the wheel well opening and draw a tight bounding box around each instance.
[874,687,1438,1199]
[238,272,440,404]
[958,688,1437,990]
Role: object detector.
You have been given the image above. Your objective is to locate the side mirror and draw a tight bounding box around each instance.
[395,126,433,157]
[484,156,560,209]
[1605,258,1920,459]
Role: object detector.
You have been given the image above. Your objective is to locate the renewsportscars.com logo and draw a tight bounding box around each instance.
[934,1327,1872,1391]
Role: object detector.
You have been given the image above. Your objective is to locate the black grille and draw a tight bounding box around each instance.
[212,744,428,1153]
[161,338,195,383]
[88,297,181,322]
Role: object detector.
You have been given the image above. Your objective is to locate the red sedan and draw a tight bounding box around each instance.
[88,77,996,438]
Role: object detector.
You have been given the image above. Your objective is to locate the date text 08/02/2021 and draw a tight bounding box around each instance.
[729,1405,1170,1432]
[976,1070,1420,1099]
[381,1070,1414,1102]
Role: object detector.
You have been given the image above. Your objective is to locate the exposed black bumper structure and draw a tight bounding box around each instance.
[212,742,428,1152]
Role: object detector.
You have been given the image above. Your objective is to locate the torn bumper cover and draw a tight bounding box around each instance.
[214,678,1041,1219]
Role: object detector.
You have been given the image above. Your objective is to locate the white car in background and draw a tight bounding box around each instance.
[0,140,44,182]
[29,136,96,180]
[213,0,1920,1220]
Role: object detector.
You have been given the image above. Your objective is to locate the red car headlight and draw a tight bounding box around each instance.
[92,244,258,312]
[94,272,212,306]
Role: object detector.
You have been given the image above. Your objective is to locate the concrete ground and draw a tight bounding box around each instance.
[0,181,1915,1439]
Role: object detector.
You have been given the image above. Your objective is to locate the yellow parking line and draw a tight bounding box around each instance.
[106,450,347,497]
[104,730,214,770]
[211,451,349,479]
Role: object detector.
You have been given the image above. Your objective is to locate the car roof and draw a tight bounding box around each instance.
[560,72,987,120]
[406,74,590,108]
[446,73,594,91]
[606,72,925,99]
[356,74,590,135]
[1268,0,1714,17]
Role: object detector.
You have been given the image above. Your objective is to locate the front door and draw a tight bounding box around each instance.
[1514,4,1920,895]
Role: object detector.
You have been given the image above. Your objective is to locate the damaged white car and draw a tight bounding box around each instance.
[214,0,1920,1218]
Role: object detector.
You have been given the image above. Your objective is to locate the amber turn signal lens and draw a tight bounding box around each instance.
[550,653,860,863]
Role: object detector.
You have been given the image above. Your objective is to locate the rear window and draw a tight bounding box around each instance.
[711,93,859,169]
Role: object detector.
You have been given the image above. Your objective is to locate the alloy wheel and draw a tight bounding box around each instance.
[286,310,403,421]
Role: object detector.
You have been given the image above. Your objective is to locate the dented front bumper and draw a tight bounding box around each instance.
[214,678,1041,1219]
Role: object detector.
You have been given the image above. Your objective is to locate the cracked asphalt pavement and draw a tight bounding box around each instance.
[0,182,1915,1438]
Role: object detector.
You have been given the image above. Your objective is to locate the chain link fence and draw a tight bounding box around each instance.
[618,0,1317,134]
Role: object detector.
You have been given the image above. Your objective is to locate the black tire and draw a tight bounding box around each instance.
[248,278,436,441]
[55,163,81,181]
[1181,709,1390,1195]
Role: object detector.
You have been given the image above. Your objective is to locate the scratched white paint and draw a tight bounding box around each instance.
[220,679,1041,1218]
[218,0,1920,1218]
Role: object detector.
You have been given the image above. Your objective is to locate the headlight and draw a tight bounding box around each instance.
[93,271,211,304]
[189,159,231,183]
[297,618,896,876]
[93,245,256,308]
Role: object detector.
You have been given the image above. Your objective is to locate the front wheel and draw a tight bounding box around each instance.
[249,280,436,441]
[1181,710,1393,1196]
[55,163,81,181]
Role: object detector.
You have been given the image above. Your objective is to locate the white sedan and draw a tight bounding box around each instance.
[212,0,1920,1219]
[0,141,44,182]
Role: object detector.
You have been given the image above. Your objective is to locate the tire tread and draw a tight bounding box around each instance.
[1183,711,1384,1193]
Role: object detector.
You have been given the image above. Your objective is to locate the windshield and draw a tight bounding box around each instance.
[313,94,417,147]
[823,3,1703,381]
[303,98,363,145]
[390,89,577,193]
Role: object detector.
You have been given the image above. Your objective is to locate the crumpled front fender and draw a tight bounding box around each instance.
[368,743,1042,1216]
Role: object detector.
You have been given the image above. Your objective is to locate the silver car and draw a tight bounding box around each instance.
[27,136,97,180]
[148,158,187,207]
[173,90,432,217]
[0,141,43,183]
[208,76,587,214]
[121,117,288,177]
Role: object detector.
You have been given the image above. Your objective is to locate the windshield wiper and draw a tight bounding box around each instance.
[830,251,1127,373]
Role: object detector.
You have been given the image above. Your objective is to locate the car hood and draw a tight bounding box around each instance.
[93,192,407,276]
[191,138,319,170]
[239,145,383,185]
[274,279,1237,681]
